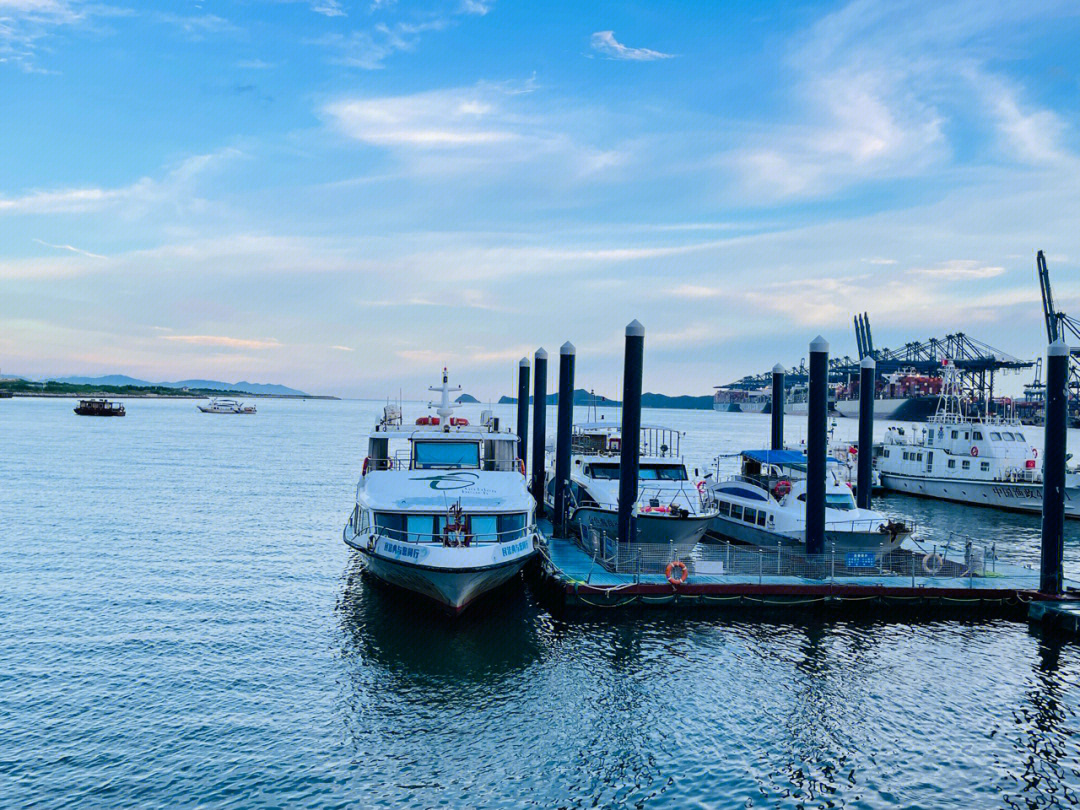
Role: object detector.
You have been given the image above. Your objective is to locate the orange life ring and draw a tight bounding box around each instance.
[970,446,979,457]
[696,480,707,495]
[517,458,526,475]
[1033,448,1038,458]
[666,560,688,586]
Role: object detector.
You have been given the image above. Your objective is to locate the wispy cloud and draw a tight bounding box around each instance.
[161,335,282,350]
[589,31,673,61]
[0,0,126,71]
[329,344,354,351]
[313,20,448,69]
[908,260,1005,280]
[32,238,107,259]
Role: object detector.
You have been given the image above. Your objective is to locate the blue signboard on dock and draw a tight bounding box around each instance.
[846,552,876,569]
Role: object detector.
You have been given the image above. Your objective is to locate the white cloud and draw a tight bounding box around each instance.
[325,88,517,147]
[161,335,282,350]
[590,31,673,61]
[32,238,106,259]
[908,260,1005,280]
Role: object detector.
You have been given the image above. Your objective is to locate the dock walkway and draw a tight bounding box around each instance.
[534,520,1075,612]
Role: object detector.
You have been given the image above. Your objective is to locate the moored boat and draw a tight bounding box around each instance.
[544,421,717,558]
[198,398,255,414]
[342,370,538,615]
[704,449,911,551]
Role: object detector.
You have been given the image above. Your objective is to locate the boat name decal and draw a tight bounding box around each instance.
[381,541,424,560]
[990,486,1041,500]
[501,540,530,557]
[411,472,482,490]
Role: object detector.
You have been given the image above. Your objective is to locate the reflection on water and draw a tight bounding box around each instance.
[5,398,1080,808]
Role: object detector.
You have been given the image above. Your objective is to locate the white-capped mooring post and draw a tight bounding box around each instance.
[516,357,530,465]
[857,354,876,510]
[530,348,548,517]
[553,342,576,537]
[771,364,785,451]
[1041,338,1069,595]
[617,321,644,545]
[805,336,829,558]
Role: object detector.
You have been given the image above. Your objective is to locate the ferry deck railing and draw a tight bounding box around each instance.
[346,505,536,547]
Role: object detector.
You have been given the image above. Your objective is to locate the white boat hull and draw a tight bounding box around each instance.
[705,514,907,552]
[344,528,536,614]
[570,506,710,557]
[878,473,1080,518]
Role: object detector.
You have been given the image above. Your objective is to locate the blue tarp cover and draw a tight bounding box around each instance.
[741,449,840,465]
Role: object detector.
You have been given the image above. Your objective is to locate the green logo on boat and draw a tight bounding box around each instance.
[411,472,480,490]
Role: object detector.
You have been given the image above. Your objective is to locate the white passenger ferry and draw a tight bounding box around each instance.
[343,371,539,614]
[704,450,911,551]
[874,362,1080,517]
[198,398,255,414]
[544,422,717,557]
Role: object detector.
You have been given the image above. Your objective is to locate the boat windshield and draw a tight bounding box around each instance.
[797,493,857,510]
[586,463,687,480]
[412,441,480,469]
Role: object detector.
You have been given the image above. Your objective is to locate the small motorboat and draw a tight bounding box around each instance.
[74,399,125,417]
[198,398,255,414]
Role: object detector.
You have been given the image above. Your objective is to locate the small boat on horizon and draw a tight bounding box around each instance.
[74,398,125,417]
[198,398,256,414]
[342,369,538,615]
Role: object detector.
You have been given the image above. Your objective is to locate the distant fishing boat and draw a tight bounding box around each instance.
[74,399,125,417]
[342,369,538,615]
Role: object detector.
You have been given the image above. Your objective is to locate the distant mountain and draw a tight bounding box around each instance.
[455,393,480,403]
[499,388,712,410]
[49,375,310,397]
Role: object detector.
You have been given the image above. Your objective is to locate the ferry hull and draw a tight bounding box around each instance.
[706,515,907,552]
[571,507,710,556]
[878,473,1080,519]
[344,530,536,614]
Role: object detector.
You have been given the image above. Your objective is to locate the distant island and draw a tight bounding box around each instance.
[455,393,480,404]
[0,374,335,399]
[498,388,712,410]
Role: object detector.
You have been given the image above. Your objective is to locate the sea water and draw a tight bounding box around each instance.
[3,397,1080,808]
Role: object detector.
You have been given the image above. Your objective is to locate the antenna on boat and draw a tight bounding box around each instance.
[429,366,462,430]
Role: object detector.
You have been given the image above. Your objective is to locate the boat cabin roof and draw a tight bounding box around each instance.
[370,425,518,441]
[741,449,840,466]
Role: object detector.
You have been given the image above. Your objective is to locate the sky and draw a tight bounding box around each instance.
[2,0,1080,399]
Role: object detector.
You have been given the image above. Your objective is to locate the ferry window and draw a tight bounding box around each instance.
[962,460,971,470]
[718,501,730,516]
[964,432,970,440]
[826,493,856,511]
[951,430,959,439]
[497,513,528,540]
[642,465,688,480]
[883,449,890,458]
[1002,432,1015,441]
[980,461,990,472]
[407,514,434,542]
[375,512,405,541]
[413,441,480,469]
[471,515,498,543]
[990,432,1001,441]
[588,464,620,480]
[731,504,743,520]
[902,452,909,460]
[743,507,756,524]
[1016,433,1026,442]
[948,459,956,468]
[916,453,923,461]
[972,431,983,441]
[757,511,766,527]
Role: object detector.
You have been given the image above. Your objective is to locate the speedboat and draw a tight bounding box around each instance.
[198,398,255,414]
[342,369,538,615]
[543,421,717,558]
[874,360,1080,517]
[704,449,911,552]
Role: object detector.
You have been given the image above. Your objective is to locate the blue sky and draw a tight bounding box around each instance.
[2,0,1080,398]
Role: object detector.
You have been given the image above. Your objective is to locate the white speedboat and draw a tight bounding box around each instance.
[705,449,911,551]
[198,398,255,414]
[343,370,538,615]
[874,361,1080,517]
[544,422,717,557]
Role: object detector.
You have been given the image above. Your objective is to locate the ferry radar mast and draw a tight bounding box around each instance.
[429,367,462,430]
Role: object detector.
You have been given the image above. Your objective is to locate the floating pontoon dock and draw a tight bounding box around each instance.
[533,521,1077,613]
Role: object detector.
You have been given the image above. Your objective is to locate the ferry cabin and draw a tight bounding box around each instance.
[876,422,1039,483]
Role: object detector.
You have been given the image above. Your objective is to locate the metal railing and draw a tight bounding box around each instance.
[364,457,525,473]
[575,532,1025,585]
[346,505,535,547]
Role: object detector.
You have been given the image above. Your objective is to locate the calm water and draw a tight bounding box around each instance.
[4,397,1080,809]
